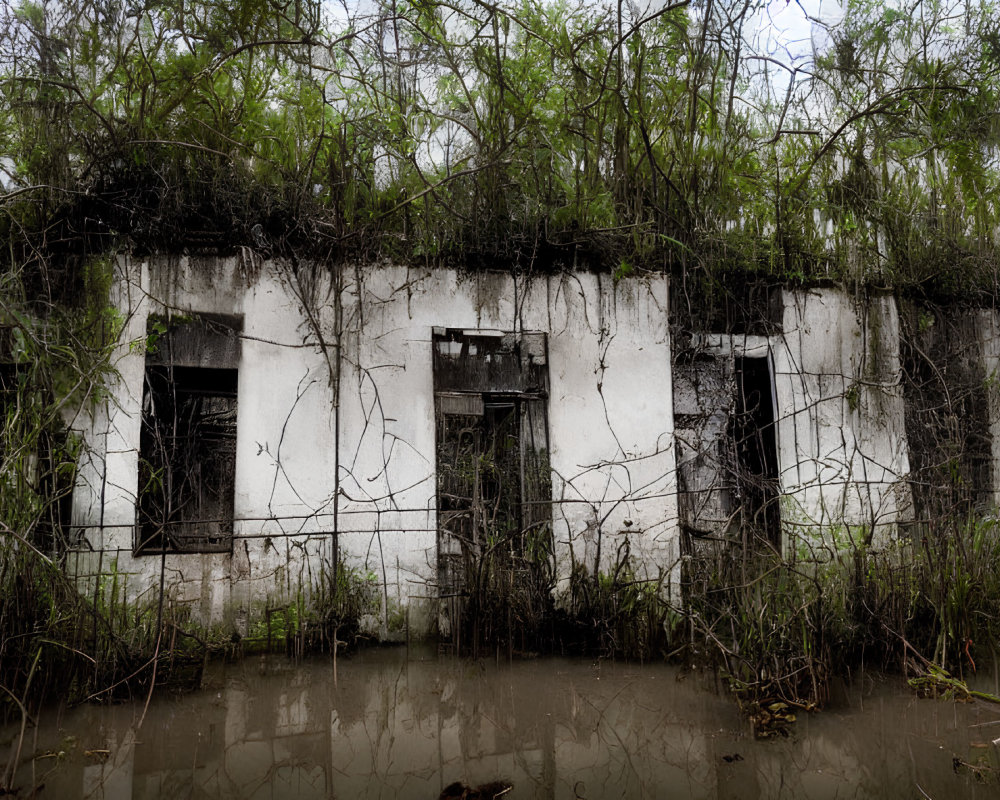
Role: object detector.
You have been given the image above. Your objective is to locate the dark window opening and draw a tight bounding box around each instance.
[730,357,781,548]
[136,315,241,554]
[437,399,520,571]
[433,327,548,395]
[437,395,547,551]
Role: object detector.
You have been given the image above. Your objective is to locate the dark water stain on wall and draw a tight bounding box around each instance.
[899,301,993,525]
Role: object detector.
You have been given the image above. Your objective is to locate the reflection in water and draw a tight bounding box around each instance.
[3,648,998,798]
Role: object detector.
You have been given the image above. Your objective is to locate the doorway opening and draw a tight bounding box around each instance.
[433,329,551,648]
[730,357,780,549]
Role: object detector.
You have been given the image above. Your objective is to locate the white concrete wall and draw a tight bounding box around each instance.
[68,259,934,633]
[68,257,679,635]
[69,254,340,630]
[978,309,1000,509]
[775,289,911,549]
[683,288,912,551]
[336,266,678,602]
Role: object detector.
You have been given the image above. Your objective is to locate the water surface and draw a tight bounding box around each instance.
[3,647,998,798]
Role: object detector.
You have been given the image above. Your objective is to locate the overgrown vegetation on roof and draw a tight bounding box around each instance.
[0,0,998,290]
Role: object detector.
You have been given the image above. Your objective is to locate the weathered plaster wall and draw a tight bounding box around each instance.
[68,257,678,635]
[334,266,678,605]
[72,258,983,634]
[775,290,912,547]
[69,255,340,631]
[674,288,912,551]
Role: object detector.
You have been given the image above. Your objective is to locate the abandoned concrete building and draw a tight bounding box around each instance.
[63,255,999,637]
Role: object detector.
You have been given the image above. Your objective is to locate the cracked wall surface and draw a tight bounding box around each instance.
[775,289,912,547]
[67,257,998,635]
[674,288,913,554]
[68,257,678,635]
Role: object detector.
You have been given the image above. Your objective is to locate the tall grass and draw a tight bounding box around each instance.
[682,517,1000,717]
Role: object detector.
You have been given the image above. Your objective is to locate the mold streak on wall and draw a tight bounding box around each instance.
[775,290,912,546]
[69,258,678,636]
[69,260,996,636]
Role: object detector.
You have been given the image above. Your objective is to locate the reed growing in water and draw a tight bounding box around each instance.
[681,518,1000,728]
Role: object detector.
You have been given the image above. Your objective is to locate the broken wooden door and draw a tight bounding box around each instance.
[674,352,781,553]
[433,329,551,642]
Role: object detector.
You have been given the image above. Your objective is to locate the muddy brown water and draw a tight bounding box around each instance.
[2,647,998,799]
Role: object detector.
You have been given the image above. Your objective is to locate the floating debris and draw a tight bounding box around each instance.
[439,780,513,799]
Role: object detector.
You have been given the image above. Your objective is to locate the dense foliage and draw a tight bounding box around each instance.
[0,0,997,286]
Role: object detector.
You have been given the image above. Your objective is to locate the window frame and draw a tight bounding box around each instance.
[134,314,242,556]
